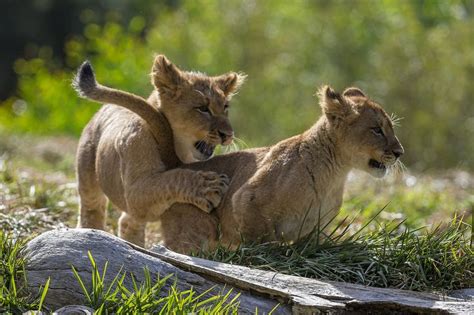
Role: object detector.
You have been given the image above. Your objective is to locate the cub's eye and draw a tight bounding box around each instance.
[371,127,383,136]
[196,106,210,114]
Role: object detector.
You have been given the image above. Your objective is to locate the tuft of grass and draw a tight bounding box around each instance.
[199,216,473,292]
[71,251,125,311]
[0,231,49,313]
[0,234,242,314]
[71,251,241,314]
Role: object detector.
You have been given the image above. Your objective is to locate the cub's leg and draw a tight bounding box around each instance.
[77,175,108,229]
[118,212,146,247]
[160,203,219,254]
[231,179,277,242]
[76,137,107,230]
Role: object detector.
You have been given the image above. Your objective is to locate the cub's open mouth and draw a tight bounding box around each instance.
[194,141,215,159]
[368,159,386,170]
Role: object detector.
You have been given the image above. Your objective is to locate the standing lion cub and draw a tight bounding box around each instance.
[73,55,245,246]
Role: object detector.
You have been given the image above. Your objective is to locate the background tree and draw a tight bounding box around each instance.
[0,0,472,170]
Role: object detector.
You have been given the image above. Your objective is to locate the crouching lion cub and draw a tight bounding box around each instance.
[73,55,245,246]
[159,85,404,253]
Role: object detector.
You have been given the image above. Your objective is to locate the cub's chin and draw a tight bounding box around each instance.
[367,159,388,178]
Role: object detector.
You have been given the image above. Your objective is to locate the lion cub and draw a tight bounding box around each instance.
[73,55,245,246]
[159,85,405,253]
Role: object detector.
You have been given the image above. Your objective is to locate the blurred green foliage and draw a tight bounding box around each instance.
[0,0,473,170]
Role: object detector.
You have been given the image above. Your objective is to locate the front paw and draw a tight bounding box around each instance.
[193,171,230,213]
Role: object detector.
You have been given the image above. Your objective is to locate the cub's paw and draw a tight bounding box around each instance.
[193,171,230,213]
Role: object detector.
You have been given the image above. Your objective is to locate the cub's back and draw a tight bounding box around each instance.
[77,105,164,210]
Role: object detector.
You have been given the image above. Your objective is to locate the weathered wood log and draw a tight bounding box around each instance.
[151,245,474,314]
[24,229,283,314]
[24,229,473,314]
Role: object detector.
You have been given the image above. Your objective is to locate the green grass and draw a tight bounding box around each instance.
[0,232,49,313]
[71,251,241,314]
[198,215,473,292]
[341,171,474,229]
[0,231,242,314]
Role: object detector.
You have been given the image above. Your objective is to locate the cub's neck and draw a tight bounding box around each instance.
[148,90,199,164]
[146,91,181,168]
[301,117,351,189]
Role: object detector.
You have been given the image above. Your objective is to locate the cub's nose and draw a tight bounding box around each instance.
[392,148,404,159]
[218,130,234,145]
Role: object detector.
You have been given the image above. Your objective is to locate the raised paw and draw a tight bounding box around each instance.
[193,171,230,213]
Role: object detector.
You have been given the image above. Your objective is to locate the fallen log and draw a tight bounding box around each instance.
[24,229,281,314]
[24,229,473,314]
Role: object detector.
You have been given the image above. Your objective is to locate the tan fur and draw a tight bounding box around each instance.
[159,85,404,253]
[74,55,245,246]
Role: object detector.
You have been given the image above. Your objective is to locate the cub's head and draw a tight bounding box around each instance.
[319,85,404,178]
[151,55,246,163]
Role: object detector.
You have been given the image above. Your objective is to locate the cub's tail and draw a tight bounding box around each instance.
[72,61,159,125]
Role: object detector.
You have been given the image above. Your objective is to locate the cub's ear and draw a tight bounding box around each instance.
[151,55,187,96]
[214,72,247,97]
[342,87,366,99]
[318,85,356,123]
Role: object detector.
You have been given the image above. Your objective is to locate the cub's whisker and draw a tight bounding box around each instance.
[389,113,404,127]
[233,137,249,150]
